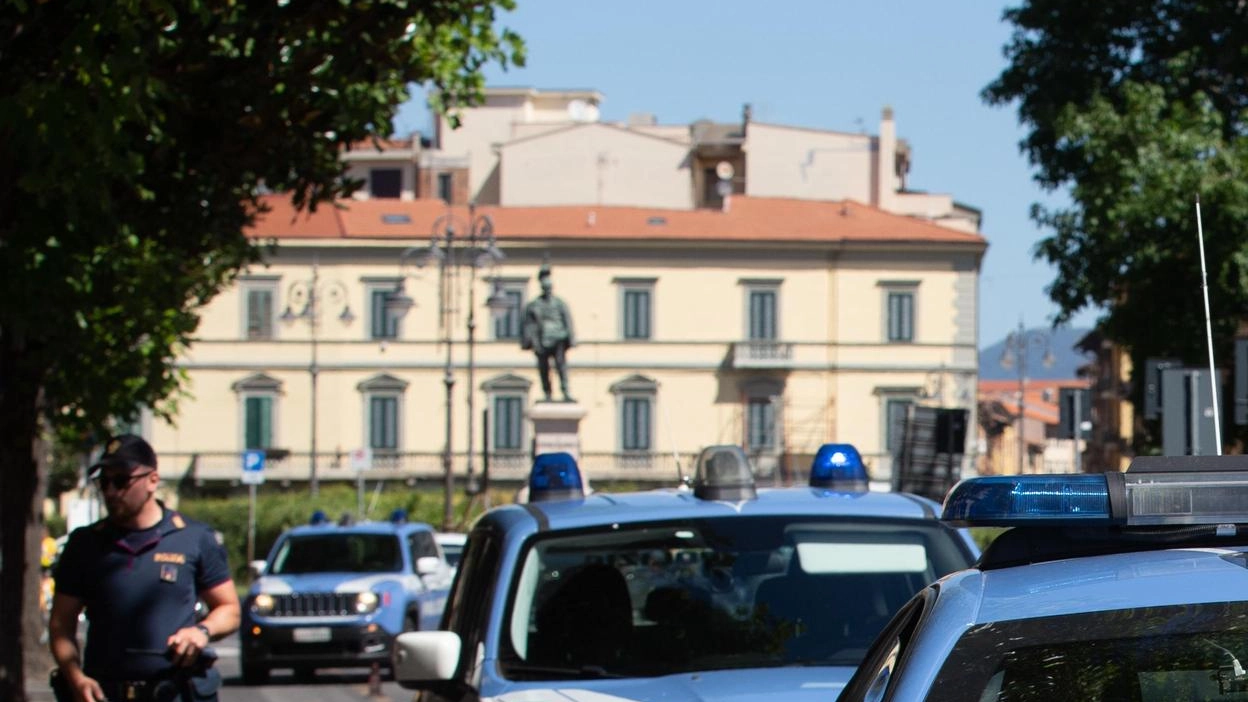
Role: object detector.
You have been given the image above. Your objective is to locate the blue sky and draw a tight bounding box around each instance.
[394,0,1100,347]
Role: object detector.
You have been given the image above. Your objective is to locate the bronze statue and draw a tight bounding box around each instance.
[521,263,575,402]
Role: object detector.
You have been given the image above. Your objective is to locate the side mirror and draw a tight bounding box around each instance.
[415,556,441,576]
[248,560,267,579]
[393,631,461,688]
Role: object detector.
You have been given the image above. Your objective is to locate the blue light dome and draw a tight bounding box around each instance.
[809,443,869,491]
[529,452,585,503]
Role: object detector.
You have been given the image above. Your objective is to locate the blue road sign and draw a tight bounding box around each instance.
[242,449,266,485]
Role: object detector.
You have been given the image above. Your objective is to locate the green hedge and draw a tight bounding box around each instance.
[174,484,498,583]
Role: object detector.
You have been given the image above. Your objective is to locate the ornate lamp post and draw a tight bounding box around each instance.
[1000,320,1055,474]
[280,260,355,496]
[388,203,509,529]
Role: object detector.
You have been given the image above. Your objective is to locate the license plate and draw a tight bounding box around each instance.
[292,627,331,643]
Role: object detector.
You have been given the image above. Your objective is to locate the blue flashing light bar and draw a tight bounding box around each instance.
[389,508,408,524]
[944,462,1248,527]
[693,445,757,501]
[529,452,584,503]
[809,443,869,491]
[941,475,1112,526]
[309,509,330,525]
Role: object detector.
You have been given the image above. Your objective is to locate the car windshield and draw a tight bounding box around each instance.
[928,601,1248,701]
[268,533,402,574]
[499,515,971,679]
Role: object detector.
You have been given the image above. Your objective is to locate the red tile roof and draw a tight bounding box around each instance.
[246,195,987,247]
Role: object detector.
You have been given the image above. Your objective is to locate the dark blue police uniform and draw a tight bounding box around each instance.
[54,501,230,697]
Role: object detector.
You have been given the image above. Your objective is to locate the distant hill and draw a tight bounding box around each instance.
[979,327,1094,381]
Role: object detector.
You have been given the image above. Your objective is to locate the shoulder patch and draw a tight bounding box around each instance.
[171,514,186,529]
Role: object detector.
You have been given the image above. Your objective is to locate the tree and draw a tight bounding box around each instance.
[984,0,1248,443]
[0,1,523,698]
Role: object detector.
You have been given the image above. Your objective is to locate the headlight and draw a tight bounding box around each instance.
[252,593,274,615]
[355,592,379,614]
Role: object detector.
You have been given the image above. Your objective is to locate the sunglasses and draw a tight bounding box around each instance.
[92,470,155,491]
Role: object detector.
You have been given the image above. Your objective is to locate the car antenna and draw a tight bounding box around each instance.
[1196,193,1223,455]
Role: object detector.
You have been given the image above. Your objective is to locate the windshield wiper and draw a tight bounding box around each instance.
[501,661,624,680]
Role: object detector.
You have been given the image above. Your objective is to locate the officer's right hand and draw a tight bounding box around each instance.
[66,671,106,702]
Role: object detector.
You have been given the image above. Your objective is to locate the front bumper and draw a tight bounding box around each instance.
[241,622,394,669]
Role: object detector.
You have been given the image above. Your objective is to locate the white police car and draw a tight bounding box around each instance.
[239,510,454,683]
[838,455,1248,702]
[393,445,979,701]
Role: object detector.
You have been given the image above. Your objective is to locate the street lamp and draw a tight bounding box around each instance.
[280,260,355,496]
[388,203,509,530]
[1000,320,1055,474]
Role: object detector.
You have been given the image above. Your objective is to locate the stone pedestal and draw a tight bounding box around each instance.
[527,401,588,461]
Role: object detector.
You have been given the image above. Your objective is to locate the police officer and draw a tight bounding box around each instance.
[49,434,241,702]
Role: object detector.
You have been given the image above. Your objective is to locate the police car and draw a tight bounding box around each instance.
[837,455,1248,702]
[239,510,454,683]
[393,445,979,701]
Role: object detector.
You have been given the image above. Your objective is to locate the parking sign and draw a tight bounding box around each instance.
[242,449,265,485]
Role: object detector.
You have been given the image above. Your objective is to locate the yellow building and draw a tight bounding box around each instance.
[143,88,987,489]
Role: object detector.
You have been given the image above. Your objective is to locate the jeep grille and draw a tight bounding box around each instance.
[269,593,355,617]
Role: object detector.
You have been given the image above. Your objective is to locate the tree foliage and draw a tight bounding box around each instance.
[984,0,1248,436]
[0,1,522,697]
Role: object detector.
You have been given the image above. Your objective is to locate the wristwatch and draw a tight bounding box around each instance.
[195,624,211,640]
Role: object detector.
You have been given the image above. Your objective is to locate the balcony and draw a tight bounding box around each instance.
[731,341,794,369]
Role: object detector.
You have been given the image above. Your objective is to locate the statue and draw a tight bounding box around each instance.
[521,263,575,402]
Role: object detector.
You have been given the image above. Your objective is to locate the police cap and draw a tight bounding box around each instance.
[88,434,158,475]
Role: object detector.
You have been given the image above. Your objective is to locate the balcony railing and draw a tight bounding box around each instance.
[158,450,703,486]
[731,341,794,369]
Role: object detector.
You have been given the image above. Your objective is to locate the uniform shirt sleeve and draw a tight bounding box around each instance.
[53,527,92,599]
[196,526,232,590]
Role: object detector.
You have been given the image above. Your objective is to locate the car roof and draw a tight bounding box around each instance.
[282,520,434,537]
[485,485,945,533]
[961,544,1248,624]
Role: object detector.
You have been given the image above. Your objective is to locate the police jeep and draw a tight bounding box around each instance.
[838,455,1248,702]
[239,510,454,684]
[393,445,979,702]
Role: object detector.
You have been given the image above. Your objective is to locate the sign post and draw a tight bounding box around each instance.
[242,450,265,563]
[350,448,372,520]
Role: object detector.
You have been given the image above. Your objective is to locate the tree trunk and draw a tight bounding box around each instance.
[0,332,48,702]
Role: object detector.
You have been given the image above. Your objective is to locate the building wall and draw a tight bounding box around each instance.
[436,90,603,204]
[743,123,874,203]
[499,125,693,209]
[161,236,977,486]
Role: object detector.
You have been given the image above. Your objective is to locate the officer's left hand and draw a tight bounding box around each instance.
[166,625,210,668]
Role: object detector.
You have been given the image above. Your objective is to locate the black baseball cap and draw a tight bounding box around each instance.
[88,434,158,475]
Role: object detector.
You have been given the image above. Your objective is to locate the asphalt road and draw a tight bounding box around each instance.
[26,633,410,702]
[216,633,409,702]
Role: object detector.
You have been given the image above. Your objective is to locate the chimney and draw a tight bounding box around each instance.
[876,106,896,212]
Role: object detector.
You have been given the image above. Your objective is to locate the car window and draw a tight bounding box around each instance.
[269,533,402,574]
[440,541,464,569]
[928,601,1248,702]
[408,530,439,564]
[497,516,971,679]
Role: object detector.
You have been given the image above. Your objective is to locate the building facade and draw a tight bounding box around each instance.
[142,88,987,489]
